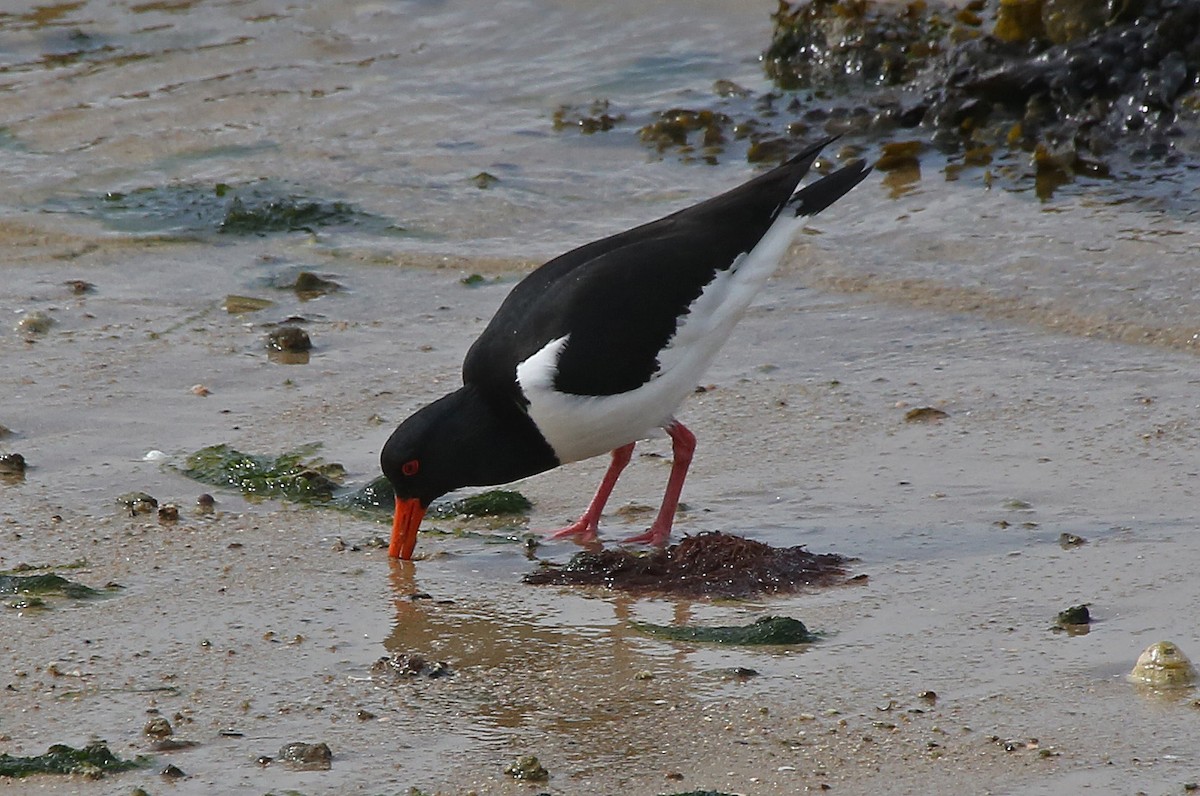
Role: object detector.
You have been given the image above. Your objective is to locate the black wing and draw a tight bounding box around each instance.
[462,137,858,400]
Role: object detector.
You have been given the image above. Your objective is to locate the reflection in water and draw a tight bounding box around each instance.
[881,163,921,200]
[266,348,310,365]
[380,554,793,761]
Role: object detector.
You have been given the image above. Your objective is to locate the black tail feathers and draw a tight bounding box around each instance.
[790,157,872,218]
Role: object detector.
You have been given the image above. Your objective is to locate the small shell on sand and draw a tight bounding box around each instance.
[1127,641,1198,689]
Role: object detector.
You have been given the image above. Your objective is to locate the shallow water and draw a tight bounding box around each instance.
[3,2,1200,794]
[5,0,1198,344]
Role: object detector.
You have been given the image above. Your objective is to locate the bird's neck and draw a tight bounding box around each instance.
[439,385,560,488]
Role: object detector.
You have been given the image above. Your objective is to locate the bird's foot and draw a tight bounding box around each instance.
[544,517,600,543]
[620,523,671,547]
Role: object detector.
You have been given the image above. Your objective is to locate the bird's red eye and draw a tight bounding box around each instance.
[401,459,420,477]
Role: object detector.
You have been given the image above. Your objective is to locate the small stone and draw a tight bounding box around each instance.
[291,271,340,297]
[160,763,186,778]
[370,652,452,679]
[0,452,27,475]
[16,310,54,335]
[157,504,180,523]
[277,741,332,770]
[1055,604,1090,627]
[904,406,949,423]
[117,492,158,514]
[223,295,274,313]
[266,326,312,352]
[471,172,499,189]
[504,754,549,782]
[144,716,174,738]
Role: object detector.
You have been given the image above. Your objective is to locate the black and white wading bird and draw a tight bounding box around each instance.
[381,136,871,559]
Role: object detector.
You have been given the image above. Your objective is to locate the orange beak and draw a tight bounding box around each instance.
[389,497,426,560]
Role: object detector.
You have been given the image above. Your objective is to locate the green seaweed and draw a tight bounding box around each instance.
[52,180,401,238]
[180,444,343,502]
[632,615,814,645]
[0,742,143,778]
[219,194,357,234]
[0,573,100,601]
[331,474,394,516]
[429,490,532,519]
[333,476,530,521]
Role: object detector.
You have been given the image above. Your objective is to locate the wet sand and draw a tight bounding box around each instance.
[3,206,1200,795]
[5,0,1200,791]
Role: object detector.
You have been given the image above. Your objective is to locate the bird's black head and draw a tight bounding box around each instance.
[380,391,465,509]
[380,385,558,559]
[380,391,467,561]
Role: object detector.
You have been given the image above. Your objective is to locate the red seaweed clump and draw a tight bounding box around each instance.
[524,531,852,598]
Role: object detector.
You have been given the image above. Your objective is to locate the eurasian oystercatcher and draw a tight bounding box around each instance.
[382,137,870,559]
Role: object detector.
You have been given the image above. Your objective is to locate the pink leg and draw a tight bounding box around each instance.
[545,443,635,542]
[622,420,695,546]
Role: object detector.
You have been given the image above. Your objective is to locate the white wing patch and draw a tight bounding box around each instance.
[516,208,808,465]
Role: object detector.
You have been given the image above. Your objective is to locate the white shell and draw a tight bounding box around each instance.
[1128,640,1197,688]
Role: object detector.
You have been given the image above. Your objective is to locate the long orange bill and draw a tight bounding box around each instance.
[389,497,426,560]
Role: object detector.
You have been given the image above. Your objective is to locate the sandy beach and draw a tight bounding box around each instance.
[3,198,1200,794]
[4,0,1200,793]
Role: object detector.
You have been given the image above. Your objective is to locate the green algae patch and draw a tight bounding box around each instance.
[0,742,143,779]
[332,474,394,517]
[430,490,532,520]
[219,193,355,235]
[526,531,850,598]
[0,573,101,602]
[334,476,530,520]
[633,615,814,646]
[181,444,344,502]
[53,180,401,238]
